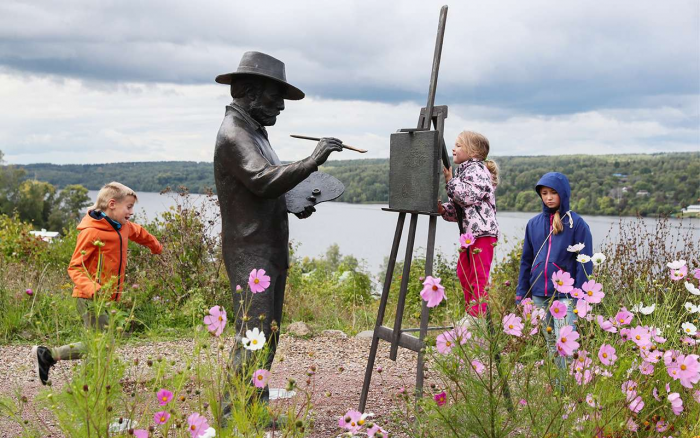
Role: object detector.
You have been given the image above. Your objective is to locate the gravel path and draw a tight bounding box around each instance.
[0,331,426,437]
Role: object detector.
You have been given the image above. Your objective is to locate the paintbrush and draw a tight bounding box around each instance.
[290,135,367,153]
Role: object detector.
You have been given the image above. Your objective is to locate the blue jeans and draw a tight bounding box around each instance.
[533,296,577,371]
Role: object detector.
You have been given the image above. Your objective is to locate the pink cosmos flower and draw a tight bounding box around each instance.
[639,361,654,375]
[575,369,592,385]
[551,270,574,294]
[154,411,171,425]
[570,288,584,299]
[367,423,389,437]
[575,299,590,317]
[436,331,455,354]
[641,348,662,364]
[650,327,666,343]
[436,328,469,354]
[460,232,475,249]
[676,354,700,389]
[585,394,596,408]
[596,315,617,333]
[203,305,227,337]
[597,344,617,366]
[433,391,447,406]
[134,431,148,438]
[682,336,697,345]
[549,300,568,320]
[670,265,687,281]
[655,420,668,432]
[694,268,700,280]
[420,276,446,308]
[556,325,579,356]
[338,410,363,433]
[629,326,651,347]
[664,349,681,380]
[25,288,33,296]
[626,392,644,413]
[252,369,271,389]
[581,280,604,303]
[668,392,683,415]
[156,388,173,406]
[614,309,633,326]
[452,325,471,344]
[621,380,637,395]
[187,413,209,438]
[502,313,524,337]
[653,387,661,401]
[471,359,485,375]
[248,269,271,293]
[521,297,534,317]
[571,351,591,373]
[694,390,700,404]
[626,418,638,432]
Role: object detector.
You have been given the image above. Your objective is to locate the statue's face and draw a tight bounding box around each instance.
[249,81,285,126]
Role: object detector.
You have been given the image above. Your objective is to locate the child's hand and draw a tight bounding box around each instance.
[443,166,453,183]
[437,200,445,215]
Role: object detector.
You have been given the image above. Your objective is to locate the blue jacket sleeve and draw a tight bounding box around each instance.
[516,224,534,302]
[573,219,594,288]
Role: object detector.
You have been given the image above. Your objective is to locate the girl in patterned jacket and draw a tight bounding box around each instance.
[438,131,500,318]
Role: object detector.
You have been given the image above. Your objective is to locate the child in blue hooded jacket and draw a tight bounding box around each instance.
[516,172,593,367]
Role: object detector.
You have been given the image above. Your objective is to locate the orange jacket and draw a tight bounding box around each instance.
[68,212,162,300]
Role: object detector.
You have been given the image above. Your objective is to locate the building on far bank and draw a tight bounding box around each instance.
[680,205,700,217]
[30,229,59,242]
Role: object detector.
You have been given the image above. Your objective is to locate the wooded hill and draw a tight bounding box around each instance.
[18,152,700,216]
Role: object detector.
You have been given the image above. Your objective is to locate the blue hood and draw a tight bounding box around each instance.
[535,172,571,214]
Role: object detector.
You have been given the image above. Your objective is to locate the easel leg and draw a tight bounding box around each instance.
[359,213,406,412]
[390,213,419,361]
[415,215,437,400]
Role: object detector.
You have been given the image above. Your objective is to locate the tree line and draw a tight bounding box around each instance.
[12,152,700,218]
[0,151,91,232]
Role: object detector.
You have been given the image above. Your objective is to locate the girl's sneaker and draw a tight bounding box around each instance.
[31,346,56,385]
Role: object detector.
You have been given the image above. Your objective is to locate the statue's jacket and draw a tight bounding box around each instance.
[214,104,318,270]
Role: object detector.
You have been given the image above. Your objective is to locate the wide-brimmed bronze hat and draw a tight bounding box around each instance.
[215,51,305,100]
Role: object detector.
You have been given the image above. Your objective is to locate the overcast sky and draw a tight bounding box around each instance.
[1,0,698,164]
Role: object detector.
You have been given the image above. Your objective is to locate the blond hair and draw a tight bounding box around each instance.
[90,182,137,211]
[552,211,563,235]
[456,130,500,187]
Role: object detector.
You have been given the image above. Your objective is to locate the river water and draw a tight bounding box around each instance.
[88,191,699,277]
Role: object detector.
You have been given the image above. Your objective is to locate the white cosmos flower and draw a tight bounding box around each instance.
[576,254,591,264]
[684,302,699,313]
[567,243,586,253]
[681,322,698,336]
[632,303,656,315]
[242,327,266,351]
[667,260,687,270]
[685,281,700,296]
[201,428,217,438]
[591,253,606,267]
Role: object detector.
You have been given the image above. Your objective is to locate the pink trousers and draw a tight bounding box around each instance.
[457,236,497,316]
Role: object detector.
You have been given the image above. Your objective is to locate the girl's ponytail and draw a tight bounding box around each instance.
[485,159,500,188]
[552,211,564,235]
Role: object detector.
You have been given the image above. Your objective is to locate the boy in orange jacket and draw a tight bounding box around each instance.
[32,182,163,385]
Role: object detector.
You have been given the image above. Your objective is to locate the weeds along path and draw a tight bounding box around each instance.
[0,333,422,437]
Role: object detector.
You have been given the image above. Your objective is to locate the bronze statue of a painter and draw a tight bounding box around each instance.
[213,51,342,397]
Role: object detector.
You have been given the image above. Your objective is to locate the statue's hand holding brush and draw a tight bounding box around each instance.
[311,137,344,166]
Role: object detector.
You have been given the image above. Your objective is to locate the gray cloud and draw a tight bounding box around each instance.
[0,0,697,163]
[1,0,697,114]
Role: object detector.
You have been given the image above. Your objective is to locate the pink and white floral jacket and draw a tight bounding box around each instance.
[440,159,499,238]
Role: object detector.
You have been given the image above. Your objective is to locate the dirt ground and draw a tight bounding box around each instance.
[0,331,428,437]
